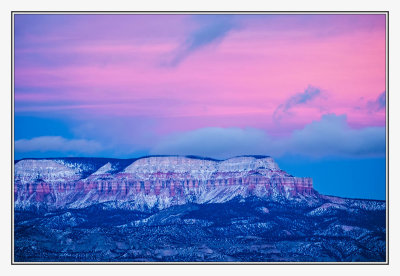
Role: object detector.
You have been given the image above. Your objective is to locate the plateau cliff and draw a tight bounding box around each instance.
[14,155,314,211]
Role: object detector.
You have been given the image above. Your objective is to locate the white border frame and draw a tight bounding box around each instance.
[10,11,389,265]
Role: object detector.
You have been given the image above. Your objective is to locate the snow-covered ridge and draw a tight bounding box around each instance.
[122,156,280,174]
[14,155,314,211]
[92,162,113,175]
[15,155,281,177]
[14,159,80,184]
[218,156,280,172]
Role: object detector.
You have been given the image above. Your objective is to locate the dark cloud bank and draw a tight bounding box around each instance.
[15,114,385,160]
[151,114,385,159]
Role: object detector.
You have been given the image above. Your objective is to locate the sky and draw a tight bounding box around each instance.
[14,14,387,200]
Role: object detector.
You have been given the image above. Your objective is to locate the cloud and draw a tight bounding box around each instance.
[15,136,102,154]
[367,91,386,111]
[165,15,237,66]
[70,116,158,156]
[151,114,385,159]
[273,86,323,120]
[288,114,385,157]
[151,127,268,158]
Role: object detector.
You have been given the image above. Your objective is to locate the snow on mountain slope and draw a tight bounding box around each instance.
[14,159,80,184]
[92,162,113,175]
[13,156,386,262]
[14,194,386,262]
[14,155,315,211]
[218,156,280,172]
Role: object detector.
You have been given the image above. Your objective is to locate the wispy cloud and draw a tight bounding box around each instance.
[151,114,385,159]
[367,91,386,111]
[164,15,237,66]
[273,86,323,120]
[15,136,102,154]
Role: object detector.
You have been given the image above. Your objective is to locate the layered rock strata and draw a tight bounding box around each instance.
[14,156,315,211]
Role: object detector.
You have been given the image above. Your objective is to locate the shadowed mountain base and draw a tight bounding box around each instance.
[14,196,386,262]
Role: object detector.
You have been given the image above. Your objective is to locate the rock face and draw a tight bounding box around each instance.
[13,155,386,263]
[14,155,315,211]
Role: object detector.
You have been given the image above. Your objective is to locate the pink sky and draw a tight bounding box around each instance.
[15,14,386,137]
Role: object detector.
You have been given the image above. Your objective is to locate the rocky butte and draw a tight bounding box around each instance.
[14,155,314,211]
[13,155,386,262]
